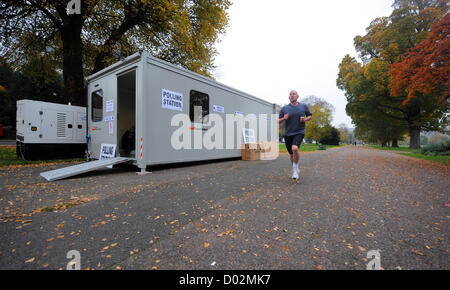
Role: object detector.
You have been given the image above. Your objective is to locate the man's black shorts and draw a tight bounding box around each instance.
[284,134,304,155]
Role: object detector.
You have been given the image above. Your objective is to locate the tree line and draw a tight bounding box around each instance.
[337,0,449,149]
[0,0,231,107]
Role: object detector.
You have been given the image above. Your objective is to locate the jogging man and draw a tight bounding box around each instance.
[278,90,312,180]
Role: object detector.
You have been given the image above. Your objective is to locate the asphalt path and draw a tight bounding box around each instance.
[0,146,448,270]
[0,140,15,146]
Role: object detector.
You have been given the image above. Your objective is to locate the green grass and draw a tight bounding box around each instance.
[399,152,450,165]
[0,146,84,167]
[368,145,421,153]
[279,143,341,153]
[369,145,450,165]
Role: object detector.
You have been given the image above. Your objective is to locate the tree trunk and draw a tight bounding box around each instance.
[409,125,421,149]
[392,138,399,147]
[91,16,141,74]
[381,141,387,147]
[61,16,85,107]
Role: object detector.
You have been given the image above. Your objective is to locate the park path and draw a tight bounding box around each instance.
[0,146,448,269]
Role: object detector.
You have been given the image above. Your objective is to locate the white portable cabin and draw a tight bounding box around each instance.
[40,51,278,181]
[86,51,277,171]
[16,100,87,160]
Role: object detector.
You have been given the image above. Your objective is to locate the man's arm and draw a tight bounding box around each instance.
[279,113,288,124]
[300,105,313,123]
[301,115,312,122]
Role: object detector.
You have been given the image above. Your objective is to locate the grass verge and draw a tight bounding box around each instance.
[369,145,449,165]
[399,152,450,166]
[368,145,420,153]
[279,143,341,154]
[0,145,84,167]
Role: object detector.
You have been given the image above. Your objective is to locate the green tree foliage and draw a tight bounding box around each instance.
[0,58,64,127]
[0,0,231,106]
[301,95,334,143]
[337,0,448,149]
[319,125,340,146]
[337,55,408,147]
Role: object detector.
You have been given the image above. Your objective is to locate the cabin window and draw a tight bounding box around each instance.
[91,89,103,122]
[189,90,209,123]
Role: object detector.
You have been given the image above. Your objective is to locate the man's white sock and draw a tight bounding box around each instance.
[293,163,299,169]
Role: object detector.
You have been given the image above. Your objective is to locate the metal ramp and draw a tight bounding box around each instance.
[40,157,134,181]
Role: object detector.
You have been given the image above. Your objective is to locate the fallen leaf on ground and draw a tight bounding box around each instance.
[411,249,425,256]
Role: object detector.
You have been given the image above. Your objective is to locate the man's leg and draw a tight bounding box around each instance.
[291,145,299,165]
[291,145,299,179]
[285,136,294,162]
[285,136,298,179]
[291,134,304,180]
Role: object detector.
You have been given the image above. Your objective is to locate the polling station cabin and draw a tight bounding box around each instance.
[16,100,87,161]
[41,51,278,181]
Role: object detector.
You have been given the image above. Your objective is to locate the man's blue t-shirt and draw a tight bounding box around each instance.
[279,103,312,136]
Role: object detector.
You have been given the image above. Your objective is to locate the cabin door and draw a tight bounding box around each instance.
[117,70,136,158]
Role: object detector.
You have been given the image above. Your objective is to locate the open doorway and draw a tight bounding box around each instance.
[117,70,136,158]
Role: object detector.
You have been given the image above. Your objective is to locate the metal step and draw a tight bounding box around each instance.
[40,157,134,181]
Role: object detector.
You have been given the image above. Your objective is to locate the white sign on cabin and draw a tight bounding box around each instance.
[162,89,183,111]
[213,105,225,113]
[100,144,116,160]
[104,116,114,122]
[243,128,256,144]
[106,100,114,113]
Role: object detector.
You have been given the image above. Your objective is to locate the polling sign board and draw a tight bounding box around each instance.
[162,89,183,112]
[100,144,116,160]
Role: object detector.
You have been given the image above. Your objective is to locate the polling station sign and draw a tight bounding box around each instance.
[100,144,116,160]
[162,89,183,112]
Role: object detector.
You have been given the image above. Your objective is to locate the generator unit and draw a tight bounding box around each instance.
[16,100,87,160]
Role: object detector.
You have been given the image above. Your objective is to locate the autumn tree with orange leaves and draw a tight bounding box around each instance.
[389,13,449,106]
[338,1,449,149]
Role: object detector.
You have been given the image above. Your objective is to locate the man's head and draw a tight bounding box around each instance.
[289,90,299,104]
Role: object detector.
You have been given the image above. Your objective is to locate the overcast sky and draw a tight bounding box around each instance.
[213,0,395,128]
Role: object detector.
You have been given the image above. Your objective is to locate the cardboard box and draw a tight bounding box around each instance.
[259,141,279,160]
[242,143,261,161]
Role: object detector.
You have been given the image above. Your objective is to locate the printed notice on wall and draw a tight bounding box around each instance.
[162,89,183,111]
[106,100,114,113]
[108,122,113,135]
[100,144,116,160]
[105,116,114,122]
[243,128,256,144]
[213,105,225,113]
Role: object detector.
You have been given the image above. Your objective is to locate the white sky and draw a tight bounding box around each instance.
[213,0,395,128]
